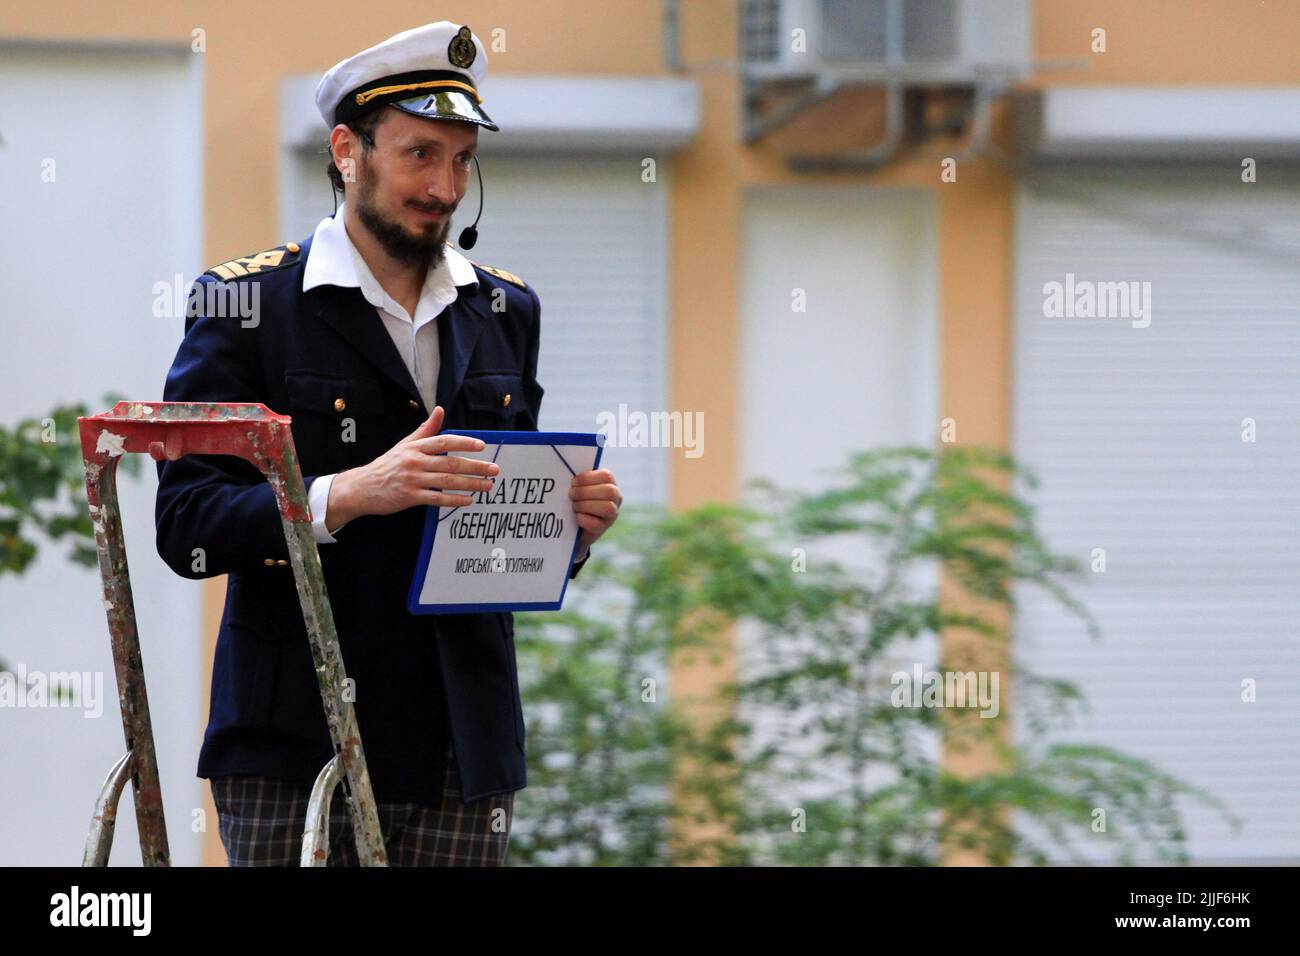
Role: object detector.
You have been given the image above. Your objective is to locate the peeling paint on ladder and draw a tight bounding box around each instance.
[95,431,128,458]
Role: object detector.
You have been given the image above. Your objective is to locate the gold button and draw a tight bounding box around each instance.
[286,241,300,254]
[408,399,420,410]
[263,558,275,566]
[334,397,347,412]
[502,393,512,408]
[276,559,288,566]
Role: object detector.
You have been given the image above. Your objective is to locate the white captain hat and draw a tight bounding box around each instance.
[314,21,499,131]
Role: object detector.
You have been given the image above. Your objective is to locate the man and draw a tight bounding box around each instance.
[154,21,621,866]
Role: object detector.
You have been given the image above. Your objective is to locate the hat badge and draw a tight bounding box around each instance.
[448,25,477,70]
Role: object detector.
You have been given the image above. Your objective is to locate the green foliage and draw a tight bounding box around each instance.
[0,393,139,579]
[507,508,742,865]
[509,445,1239,866]
[0,394,139,679]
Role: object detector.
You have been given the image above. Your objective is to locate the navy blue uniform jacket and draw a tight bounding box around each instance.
[154,235,586,803]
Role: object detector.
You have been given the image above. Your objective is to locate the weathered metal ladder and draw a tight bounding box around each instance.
[77,400,388,866]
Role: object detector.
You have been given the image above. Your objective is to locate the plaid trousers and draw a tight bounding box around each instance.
[209,743,515,866]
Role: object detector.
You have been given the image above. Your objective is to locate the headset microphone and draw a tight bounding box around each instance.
[457,154,485,250]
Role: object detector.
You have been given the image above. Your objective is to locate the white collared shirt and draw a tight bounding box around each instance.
[301,202,479,543]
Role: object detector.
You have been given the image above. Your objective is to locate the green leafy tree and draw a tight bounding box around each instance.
[510,446,1238,866]
[507,506,750,865]
[0,394,138,677]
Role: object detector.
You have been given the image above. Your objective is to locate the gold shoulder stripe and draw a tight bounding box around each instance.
[470,260,527,289]
[205,242,302,281]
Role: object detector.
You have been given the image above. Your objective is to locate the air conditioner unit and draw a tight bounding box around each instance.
[743,0,1031,83]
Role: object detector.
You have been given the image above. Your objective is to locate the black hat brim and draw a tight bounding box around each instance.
[389,91,499,131]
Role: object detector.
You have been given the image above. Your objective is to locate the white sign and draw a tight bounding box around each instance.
[407,431,603,614]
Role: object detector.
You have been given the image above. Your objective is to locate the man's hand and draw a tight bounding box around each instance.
[570,468,621,561]
[325,406,498,531]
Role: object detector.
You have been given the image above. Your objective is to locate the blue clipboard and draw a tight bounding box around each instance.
[406,431,604,615]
